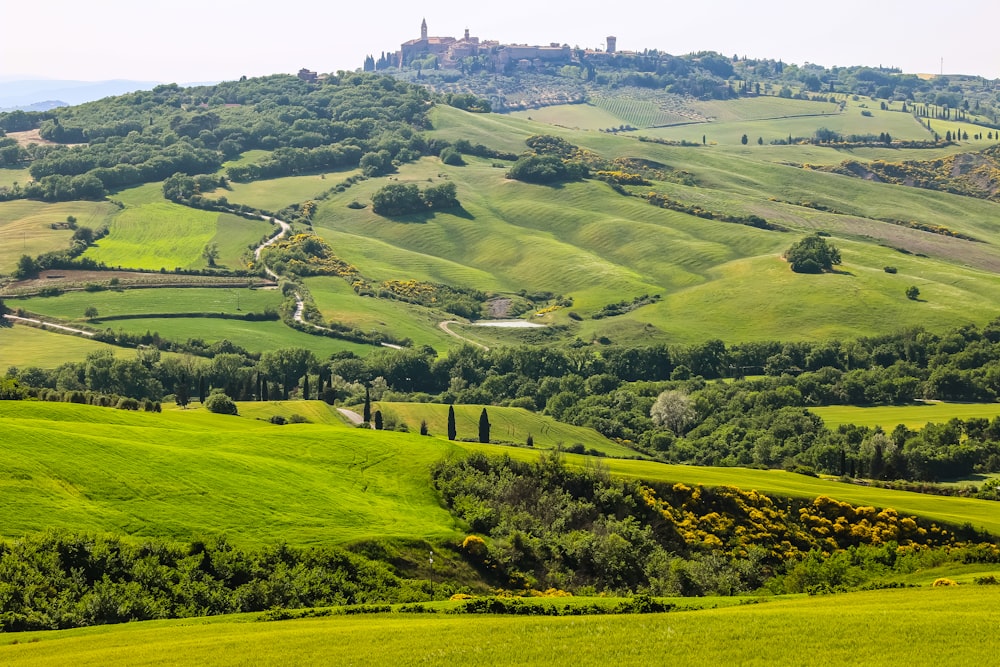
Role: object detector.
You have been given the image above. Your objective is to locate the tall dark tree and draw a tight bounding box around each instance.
[174,375,190,409]
[478,408,491,444]
[363,386,372,423]
[420,419,429,436]
[374,410,383,430]
[302,374,310,401]
[198,375,206,403]
[261,379,269,401]
[447,405,456,441]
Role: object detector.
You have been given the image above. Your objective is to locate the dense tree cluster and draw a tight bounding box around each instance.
[785,234,842,273]
[371,181,458,216]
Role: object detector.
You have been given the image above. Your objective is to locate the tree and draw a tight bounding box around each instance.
[363,386,372,423]
[0,298,9,328]
[741,134,749,145]
[420,419,429,436]
[84,306,99,321]
[526,433,534,447]
[374,410,384,430]
[14,254,39,280]
[757,137,763,145]
[175,376,190,409]
[785,234,841,273]
[447,405,457,441]
[650,390,696,434]
[302,374,310,401]
[478,408,491,443]
[198,375,206,403]
[202,243,220,267]
[906,285,920,301]
[204,391,238,415]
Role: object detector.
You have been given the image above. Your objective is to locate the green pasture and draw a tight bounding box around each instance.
[640,107,933,146]
[0,199,119,275]
[220,149,271,168]
[510,103,643,130]
[2,586,996,666]
[207,168,359,211]
[0,323,123,369]
[812,402,1000,430]
[13,287,282,322]
[369,401,637,458]
[304,276,458,351]
[85,183,271,271]
[0,166,30,189]
[0,401,461,546]
[692,97,841,122]
[223,400,353,426]
[96,316,373,357]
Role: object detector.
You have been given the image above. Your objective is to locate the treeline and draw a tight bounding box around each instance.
[433,453,998,596]
[0,73,436,201]
[0,532,453,632]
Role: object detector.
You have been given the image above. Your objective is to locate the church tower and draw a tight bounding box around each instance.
[421,18,428,40]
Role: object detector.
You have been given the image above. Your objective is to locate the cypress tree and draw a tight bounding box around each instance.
[261,379,269,401]
[478,408,490,444]
[447,405,456,441]
[302,375,310,401]
[198,376,206,403]
[363,386,372,423]
[374,410,383,430]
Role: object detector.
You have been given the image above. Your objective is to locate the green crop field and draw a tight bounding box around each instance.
[0,199,119,274]
[84,184,271,271]
[368,401,637,457]
[0,166,30,189]
[0,323,125,369]
[223,400,353,425]
[1,586,996,666]
[509,103,633,130]
[13,287,282,322]
[812,402,1000,430]
[692,97,841,122]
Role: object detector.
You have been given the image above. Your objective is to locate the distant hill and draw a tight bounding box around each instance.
[0,78,215,109]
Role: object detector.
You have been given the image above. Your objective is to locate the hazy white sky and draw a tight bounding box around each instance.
[3,0,998,82]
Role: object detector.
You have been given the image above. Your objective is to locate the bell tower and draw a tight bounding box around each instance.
[421,18,428,40]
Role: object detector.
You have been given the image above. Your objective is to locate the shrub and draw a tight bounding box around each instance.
[931,578,957,587]
[439,147,465,166]
[906,285,920,300]
[884,266,898,274]
[785,234,841,273]
[204,392,238,415]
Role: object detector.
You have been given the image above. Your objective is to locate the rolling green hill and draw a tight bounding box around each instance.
[3,401,999,546]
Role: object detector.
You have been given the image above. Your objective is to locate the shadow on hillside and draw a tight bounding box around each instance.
[385,205,475,223]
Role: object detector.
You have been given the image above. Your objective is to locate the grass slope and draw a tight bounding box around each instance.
[0,401,460,546]
[0,199,118,274]
[812,402,1000,430]
[0,323,124,369]
[207,169,360,211]
[2,587,997,666]
[370,401,637,457]
[3,402,1000,547]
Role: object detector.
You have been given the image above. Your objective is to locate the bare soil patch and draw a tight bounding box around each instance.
[5,129,83,148]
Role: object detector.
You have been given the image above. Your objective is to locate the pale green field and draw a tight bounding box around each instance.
[223,400,353,425]
[370,401,638,457]
[0,166,30,188]
[86,183,271,271]
[1,587,996,666]
[812,402,1000,430]
[304,276,460,352]
[207,168,360,211]
[511,103,653,130]
[0,199,119,274]
[14,287,282,322]
[692,96,841,122]
[97,316,373,357]
[0,323,124,370]
[640,107,933,146]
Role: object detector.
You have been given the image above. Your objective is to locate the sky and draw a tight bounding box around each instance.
[2,0,999,83]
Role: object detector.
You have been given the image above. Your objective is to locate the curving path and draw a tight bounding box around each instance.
[438,320,489,351]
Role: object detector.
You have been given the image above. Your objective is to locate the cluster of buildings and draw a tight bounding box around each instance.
[364,20,622,72]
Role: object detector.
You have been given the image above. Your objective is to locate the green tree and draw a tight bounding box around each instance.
[906,285,920,300]
[302,374,310,401]
[204,391,238,415]
[785,234,842,273]
[741,134,749,145]
[478,407,491,443]
[363,386,372,423]
[84,306,99,321]
[14,254,39,280]
[447,405,457,441]
[374,409,384,430]
[202,243,220,267]
[371,183,423,216]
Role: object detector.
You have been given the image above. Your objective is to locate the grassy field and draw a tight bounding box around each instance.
[812,402,1000,430]
[0,323,126,369]
[13,287,283,322]
[304,276,459,351]
[0,199,119,275]
[4,401,1000,546]
[84,183,271,271]
[96,316,373,357]
[0,166,31,189]
[1,586,996,666]
[207,169,360,211]
[0,401,461,546]
[369,401,637,457]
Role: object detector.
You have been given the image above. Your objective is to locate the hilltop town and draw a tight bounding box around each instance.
[363,19,622,73]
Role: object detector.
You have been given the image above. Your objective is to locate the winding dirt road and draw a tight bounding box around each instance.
[2,314,95,337]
